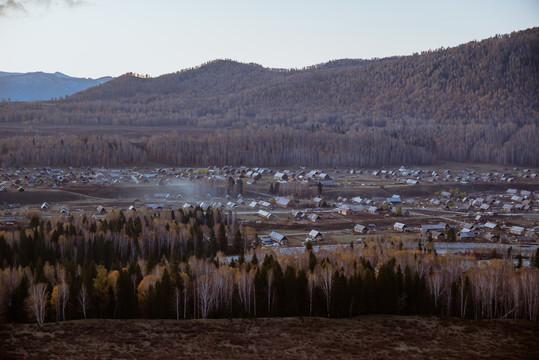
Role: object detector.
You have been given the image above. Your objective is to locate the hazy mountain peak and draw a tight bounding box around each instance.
[0,71,113,101]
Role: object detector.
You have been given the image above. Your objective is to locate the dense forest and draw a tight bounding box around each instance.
[1,209,538,324]
[0,28,538,166]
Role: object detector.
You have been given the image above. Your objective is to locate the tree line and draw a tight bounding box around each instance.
[1,121,536,167]
[1,210,538,324]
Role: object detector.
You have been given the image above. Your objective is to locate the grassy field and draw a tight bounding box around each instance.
[0,316,537,360]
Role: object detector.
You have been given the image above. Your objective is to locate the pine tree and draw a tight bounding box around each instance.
[233,230,243,255]
[116,269,137,318]
[308,250,317,271]
[10,275,29,322]
[283,266,298,316]
[218,223,228,253]
[251,252,259,266]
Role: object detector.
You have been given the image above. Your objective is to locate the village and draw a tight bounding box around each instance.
[1,164,538,261]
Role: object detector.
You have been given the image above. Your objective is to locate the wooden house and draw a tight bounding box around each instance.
[269,231,288,245]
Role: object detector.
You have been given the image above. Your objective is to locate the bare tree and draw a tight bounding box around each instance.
[78,285,89,319]
[174,287,181,320]
[196,274,214,319]
[316,262,334,317]
[427,271,444,311]
[520,268,539,322]
[235,266,254,315]
[26,283,48,325]
[180,273,190,319]
[458,274,469,318]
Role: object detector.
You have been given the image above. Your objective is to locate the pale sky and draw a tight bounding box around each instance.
[1,0,538,78]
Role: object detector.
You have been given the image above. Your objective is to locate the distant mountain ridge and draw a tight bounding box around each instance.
[0,71,113,101]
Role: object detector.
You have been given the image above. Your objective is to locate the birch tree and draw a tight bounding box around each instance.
[78,284,89,319]
[316,262,334,317]
[26,283,48,325]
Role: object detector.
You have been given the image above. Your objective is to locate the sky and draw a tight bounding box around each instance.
[1,0,538,78]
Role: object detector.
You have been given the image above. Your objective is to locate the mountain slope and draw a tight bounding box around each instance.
[0,28,537,167]
[58,28,539,129]
[0,72,113,101]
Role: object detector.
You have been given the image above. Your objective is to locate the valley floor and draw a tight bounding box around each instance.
[0,315,537,360]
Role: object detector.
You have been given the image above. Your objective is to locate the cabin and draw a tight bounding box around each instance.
[509,226,525,236]
[96,205,106,214]
[308,213,320,223]
[291,210,304,220]
[41,202,50,211]
[275,197,293,208]
[483,222,499,231]
[354,224,369,234]
[305,170,318,179]
[0,186,7,192]
[503,204,514,212]
[483,233,499,242]
[479,203,490,211]
[338,206,353,216]
[274,172,288,181]
[430,231,445,240]
[393,222,410,232]
[387,195,402,204]
[318,173,331,180]
[367,206,379,214]
[146,203,164,210]
[269,231,288,245]
[308,230,324,242]
[257,210,274,220]
[458,231,476,240]
[182,203,193,210]
[351,196,363,204]
[462,223,478,232]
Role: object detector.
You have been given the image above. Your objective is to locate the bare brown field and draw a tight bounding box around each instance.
[0,190,94,206]
[0,316,537,360]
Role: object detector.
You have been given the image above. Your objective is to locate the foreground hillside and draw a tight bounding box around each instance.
[0,28,537,167]
[0,316,537,360]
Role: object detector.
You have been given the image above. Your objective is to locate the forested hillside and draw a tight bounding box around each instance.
[1,28,538,167]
